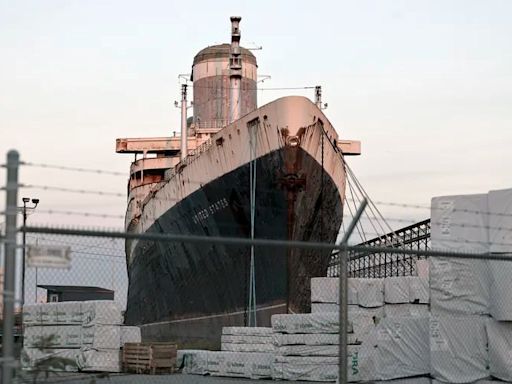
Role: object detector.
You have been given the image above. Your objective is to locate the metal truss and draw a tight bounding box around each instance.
[328,219,431,278]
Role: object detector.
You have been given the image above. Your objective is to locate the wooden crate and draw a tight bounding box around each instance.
[122,342,177,374]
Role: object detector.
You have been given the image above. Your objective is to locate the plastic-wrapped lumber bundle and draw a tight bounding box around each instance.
[384,277,411,304]
[23,301,123,326]
[409,276,430,304]
[311,277,339,303]
[384,304,430,318]
[376,379,431,384]
[486,319,512,381]
[310,277,359,305]
[77,348,121,372]
[357,278,384,308]
[430,194,490,316]
[21,348,80,372]
[488,188,512,320]
[276,344,338,356]
[358,316,430,381]
[24,324,122,349]
[220,326,274,353]
[207,351,273,379]
[273,333,339,346]
[272,347,361,382]
[312,303,339,313]
[271,313,352,334]
[221,326,273,336]
[429,314,489,383]
[176,349,209,375]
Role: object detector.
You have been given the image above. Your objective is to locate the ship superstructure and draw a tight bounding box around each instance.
[116,17,360,347]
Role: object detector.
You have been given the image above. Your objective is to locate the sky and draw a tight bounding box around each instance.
[1,1,511,302]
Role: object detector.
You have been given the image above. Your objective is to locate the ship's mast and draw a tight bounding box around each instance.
[229,16,242,124]
[315,86,322,109]
[180,84,188,161]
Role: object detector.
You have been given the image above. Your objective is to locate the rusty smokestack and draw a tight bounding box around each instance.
[229,16,242,124]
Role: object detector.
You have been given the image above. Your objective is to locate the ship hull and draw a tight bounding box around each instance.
[123,97,346,348]
[125,148,343,348]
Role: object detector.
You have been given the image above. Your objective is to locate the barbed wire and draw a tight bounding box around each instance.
[37,209,125,219]
[351,198,512,218]
[26,234,125,257]
[20,161,126,176]
[21,184,125,198]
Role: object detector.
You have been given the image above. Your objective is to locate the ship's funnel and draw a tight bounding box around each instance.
[191,17,258,129]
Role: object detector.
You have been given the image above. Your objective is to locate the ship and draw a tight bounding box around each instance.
[116,17,360,348]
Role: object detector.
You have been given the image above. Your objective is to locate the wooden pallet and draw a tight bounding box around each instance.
[122,342,177,374]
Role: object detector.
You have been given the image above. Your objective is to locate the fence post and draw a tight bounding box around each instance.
[2,150,20,384]
[338,199,367,384]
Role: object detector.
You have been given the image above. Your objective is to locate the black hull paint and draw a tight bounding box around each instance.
[125,148,343,346]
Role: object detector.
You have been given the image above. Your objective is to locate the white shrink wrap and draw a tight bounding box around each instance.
[221,334,272,344]
[488,258,512,320]
[430,315,489,383]
[272,346,361,382]
[409,276,430,304]
[82,301,123,325]
[431,194,489,253]
[273,333,339,346]
[384,277,411,304]
[272,313,352,334]
[176,349,209,375]
[357,278,384,308]
[24,325,82,348]
[120,326,141,345]
[430,256,489,316]
[53,302,84,324]
[21,348,79,371]
[81,325,121,349]
[221,326,273,336]
[311,277,338,303]
[23,301,122,326]
[377,379,431,384]
[488,188,512,253]
[415,259,430,278]
[488,189,512,320]
[384,304,430,318]
[349,306,382,335]
[207,351,273,378]
[78,348,121,372]
[221,343,275,353]
[276,344,339,356]
[312,303,339,313]
[348,278,360,305]
[486,319,512,381]
[24,325,122,349]
[272,362,339,382]
[430,194,490,316]
[359,316,430,381]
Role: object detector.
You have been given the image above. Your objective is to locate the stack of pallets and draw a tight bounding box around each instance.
[122,342,177,374]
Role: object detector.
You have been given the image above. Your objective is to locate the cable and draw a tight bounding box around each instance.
[37,209,124,219]
[22,184,125,198]
[21,162,126,176]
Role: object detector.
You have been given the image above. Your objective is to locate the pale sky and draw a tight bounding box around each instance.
[1,1,512,300]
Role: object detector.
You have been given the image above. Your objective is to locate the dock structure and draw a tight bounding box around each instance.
[328,219,431,278]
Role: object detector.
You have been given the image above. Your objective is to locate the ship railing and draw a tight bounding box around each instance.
[194,119,228,129]
[168,137,214,178]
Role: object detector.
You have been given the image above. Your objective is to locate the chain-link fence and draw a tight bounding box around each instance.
[3,151,512,384]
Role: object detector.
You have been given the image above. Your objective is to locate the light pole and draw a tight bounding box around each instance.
[20,197,39,308]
